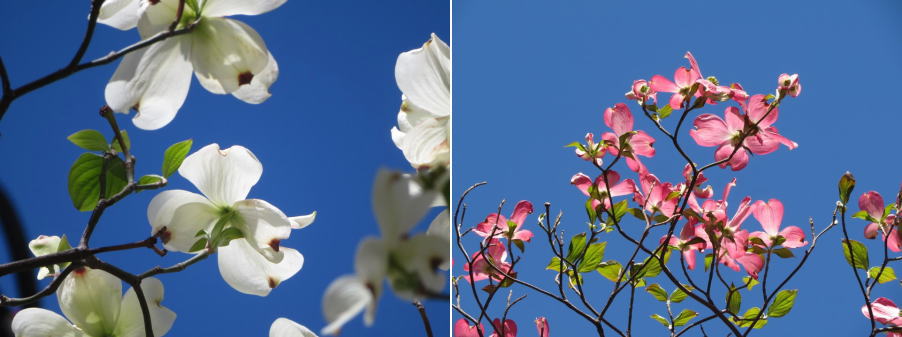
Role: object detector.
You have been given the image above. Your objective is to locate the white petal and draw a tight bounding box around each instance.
[372,169,438,239]
[137,0,180,39]
[233,199,293,260]
[354,238,388,293]
[114,278,177,337]
[289,211,316,229]
[179,144,263,205]
[321,275,373,336]
[57,268,122,337]
[147,190,220,252]
[395,34,450,118]
[232,52,279,104]
[426,210,450,271]
[104,37,193,130]
[201,0,286,17]
[217,238,303,296]
[191,17,271,95]
[393,234,449,299]
[395,118,449,170]
[11,308,86,337]
[98,0,140,30]
[270,318,319,337]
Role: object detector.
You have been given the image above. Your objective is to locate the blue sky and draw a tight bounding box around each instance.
[453,1,902,336]
[0,1,449,336]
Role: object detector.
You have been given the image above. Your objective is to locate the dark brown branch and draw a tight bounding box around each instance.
[412,301,434,337]
[69,0,106,68]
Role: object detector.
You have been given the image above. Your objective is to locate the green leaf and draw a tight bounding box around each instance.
[137,174,164,186]
[868,266,897,284]
[565,233,588,263]
[596,260,622,282]
[67,130,109,151]
[650,314,670,327]
[645,283,668,301]
[838,172,856,205]
[111,130,131,153]
[578,242,607,273]
[733,307,767,328]
[727,286,742,315]
[767,289,798,318]
[851,210,871,221]
[658,105,673,119]
[673,309,698,327]
[585,199,598,223]
[189,238,208,252]
[546,257,565,272]
[611,200,629,223]
[841,239,869,270]
[564,141,582,148]
[67,153,129,211]
[704,254,713,271]
[743,276,760,291]
[162,139,193,177]
[773,247,795,258]
[670,285,692,303]
[512,239,525,253]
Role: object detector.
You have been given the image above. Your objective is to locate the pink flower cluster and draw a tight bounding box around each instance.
[462,200,535,283]
[862,298,902,337]
[454,317,550,337]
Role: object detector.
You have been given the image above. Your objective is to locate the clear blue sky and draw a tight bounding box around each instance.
[453,1,901,336]
[0,1,449,336]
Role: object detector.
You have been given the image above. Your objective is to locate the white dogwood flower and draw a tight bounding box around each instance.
[270,318,319,337]
[391,34,450,170]
[320,170,448,335]
[27,235,72,280]
[103,0,284,130]
[147,143,313,296]
[11,268,175,337]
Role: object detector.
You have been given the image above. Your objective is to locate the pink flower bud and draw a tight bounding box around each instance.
[777,73,801,97]
[625,79,655,102]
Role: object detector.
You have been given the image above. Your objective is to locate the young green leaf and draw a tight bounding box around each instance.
[670,285,692,303]
[841,239,869,270]
[838,172,856,205]
[650,314,670,327]
[137,174,164,187]
[546,257,565,272]
[868,266,897,284]
[673,309,698,327]
[578,242,607,273]
[773,247,795,258]
[67,129,108,151]
[67,154,129,211]
[767,289,798,318]
[645,283,668,301]
[162,139,193,177]
[189,238,208,252]
[743,276,760,291]
[565,233,588,263]
[658,104,673,119]
[597,260,622,282]
[726,286,742,315]
[733,307,768,328]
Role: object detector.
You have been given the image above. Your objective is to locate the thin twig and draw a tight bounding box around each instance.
[412,301,434,337]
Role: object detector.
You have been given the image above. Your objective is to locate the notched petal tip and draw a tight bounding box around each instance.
[238,71,255,86]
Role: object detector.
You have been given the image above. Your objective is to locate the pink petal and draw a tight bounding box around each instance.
[689,114,730,147]
[779,226,808,248]
[685,51,702,79]
[737,253,764,279]
[753,199,784,236]
[864,223,880,239]
[610,179,638,197]
[723,106,744,132]
[885,226,902,253]
[715,144,749,171]
[535,317,549,337]
[604,103,634,136]
[859,191,886,220]
[510,201,534,226]
[513,230,534,242]
[684,249,697,270]
[745,94,779,128]
[728,196,754,230]
[673,67,696,88]
[625,156,648,175]
[862,298,901,325]
[570,173,593,196]
[649,75,678,93]
[761,126,798,150]
[744,133,781,155]
[669,93,687,109]
[630,130,656,157]
[455,319,484,337]
[491,319,518,337]
[749,231,773,247]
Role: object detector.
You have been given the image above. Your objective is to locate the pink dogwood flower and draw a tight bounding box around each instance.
[575,133,605,166]
[490,319,517,337]
[749,199,808,248]
[634,174,680,217]
[664,223,706,270]
[455,318,485,337]
[571,171,637,210]
[625,79,656,103]
[719,230,764,279]
[601,103,656,169]
[859,191,902,252]
[463,239,511,283]
[689,95,797,170]
[650,52,703,108]
[777,73,802,98]
[535,317,549,337]
[862,297,902,337]
[474,201,535,242]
